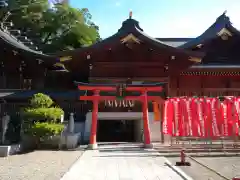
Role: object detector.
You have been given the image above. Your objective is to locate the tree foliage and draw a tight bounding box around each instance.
[30,93,53,108]
[27,122,64,138]
[24,107,64,122]
[23,93,63,122]
[2,0,100,52]
[22,93,64,145]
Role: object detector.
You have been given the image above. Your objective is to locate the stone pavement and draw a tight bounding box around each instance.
[0,150,84,180]
[61,147,185,180]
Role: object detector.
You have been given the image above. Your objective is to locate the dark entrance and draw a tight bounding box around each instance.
[97,120,136,142]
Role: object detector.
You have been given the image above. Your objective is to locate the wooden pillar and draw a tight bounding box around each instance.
[88,90,99,149]
[142,91,152,148]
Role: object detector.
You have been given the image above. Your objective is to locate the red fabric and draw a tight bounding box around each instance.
[167,100,174,135]
[198,98,205,137]
[202,98,209,137]
[162,96,240,138]
[175,99,184,136]
[226,98,233,136]
[232,97,239,136]
[191,98,200,137]
[221,100,229,136]
[163,99,174,135]
[211,98,220,137]
[170,99,177,136]
[214,99,223,136]
[218,102,224,136]
[180,98,189,136]
[163,100,169,134]
[236,98,240,128]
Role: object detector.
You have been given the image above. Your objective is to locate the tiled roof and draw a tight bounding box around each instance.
[56,17,204,59]
[179,12,240,49]
[0,27,57,63]
[156,38,193,47]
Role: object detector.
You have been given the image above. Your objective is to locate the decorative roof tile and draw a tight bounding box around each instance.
[179,12,240,49]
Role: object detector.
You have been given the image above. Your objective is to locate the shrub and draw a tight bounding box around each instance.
[30,93,53,108]
[25,122,64,139]
[21,93,65,149]
[23,107,64,122]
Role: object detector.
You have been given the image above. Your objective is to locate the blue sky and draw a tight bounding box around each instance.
[70,0,240,39]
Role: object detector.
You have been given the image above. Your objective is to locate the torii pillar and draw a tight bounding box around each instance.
[88,90,99,149]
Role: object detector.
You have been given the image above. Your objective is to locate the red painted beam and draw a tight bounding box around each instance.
[79,96,163,101]
[78,85,116,91]
[78,85,163,92]
[125,86,163,92]
[181,75,240,77]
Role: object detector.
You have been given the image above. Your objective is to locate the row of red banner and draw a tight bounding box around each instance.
[163,97,240,137]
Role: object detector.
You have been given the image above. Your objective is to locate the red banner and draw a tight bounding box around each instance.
[162,96,240,138]
[198,98,205,137]
[232,97,239,136]
[163,99,174,135]
[190,98,199,137]
[211,98,220,137]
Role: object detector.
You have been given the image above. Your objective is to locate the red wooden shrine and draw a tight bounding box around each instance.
[77,82,164,149]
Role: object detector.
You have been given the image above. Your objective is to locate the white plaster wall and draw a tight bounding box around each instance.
[84,112,161,142]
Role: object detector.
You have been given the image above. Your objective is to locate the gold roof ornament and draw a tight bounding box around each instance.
[196,44,203,48]
[54,63,68,71]
[217,28,232,40]
[189,57,202,63]
[59,56,72,62]
[129,11,133,19]
[120,33,141,44]
[12,50,18,55]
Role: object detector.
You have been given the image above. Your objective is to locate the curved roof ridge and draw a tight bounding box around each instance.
[0,26,53,58]
[54,16,204,60]
[179,12,240,49]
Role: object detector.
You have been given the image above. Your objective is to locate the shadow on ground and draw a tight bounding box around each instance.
[17,145,86,155]
[94,154,160,157]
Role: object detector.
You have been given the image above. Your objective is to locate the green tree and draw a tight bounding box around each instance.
[22,93,64,148]
[23,93,64,122]
[1,0,100,52]
[30,93,53,108]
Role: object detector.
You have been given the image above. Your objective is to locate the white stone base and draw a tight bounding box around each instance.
[88,143,98,150]
[60,133,81,149]
[0,144,21,157]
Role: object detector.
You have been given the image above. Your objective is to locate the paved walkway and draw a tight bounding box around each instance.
[61,146,184,180]
[0,150,84,180]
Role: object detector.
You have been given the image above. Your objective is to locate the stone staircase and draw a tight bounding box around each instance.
[153,140,240,157]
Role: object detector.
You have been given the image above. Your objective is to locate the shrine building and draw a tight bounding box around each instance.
[1,11,240,148]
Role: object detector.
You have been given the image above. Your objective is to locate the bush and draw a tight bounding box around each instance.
[25,122,64,139]
[23,107,64,122]
[21,93,65,149]
[30,93,53,108]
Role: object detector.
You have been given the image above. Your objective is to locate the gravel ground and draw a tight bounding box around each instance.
[0,150,84,180]
[167,156,240,180]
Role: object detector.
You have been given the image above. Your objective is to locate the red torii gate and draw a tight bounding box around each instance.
[76,82,165,149]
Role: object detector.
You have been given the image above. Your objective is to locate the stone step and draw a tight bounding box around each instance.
[160,152,240,157]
